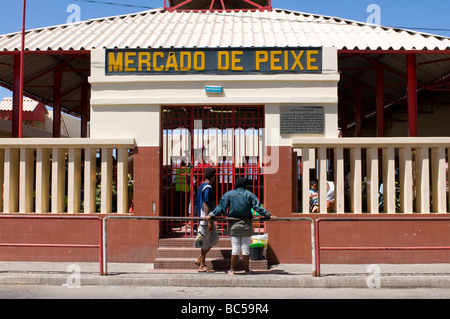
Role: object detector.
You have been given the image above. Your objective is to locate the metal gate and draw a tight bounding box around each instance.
[161,105,265,237]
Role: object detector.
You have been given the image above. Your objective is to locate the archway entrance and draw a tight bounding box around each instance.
[161,105,265,237]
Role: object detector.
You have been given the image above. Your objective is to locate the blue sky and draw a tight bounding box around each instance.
[1,0,450,100]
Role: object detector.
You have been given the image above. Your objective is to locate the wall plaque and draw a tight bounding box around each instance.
[280,106,324,134]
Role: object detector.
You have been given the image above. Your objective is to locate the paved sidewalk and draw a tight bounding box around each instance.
[0,262,449,288]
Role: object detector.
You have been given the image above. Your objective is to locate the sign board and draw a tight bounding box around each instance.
[280,106,324,135]
[205,86,223,94]
[106,47,322,75]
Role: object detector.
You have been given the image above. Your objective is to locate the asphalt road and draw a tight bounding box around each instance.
[1,285,450,299]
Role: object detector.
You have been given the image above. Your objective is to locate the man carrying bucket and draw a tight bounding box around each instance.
[205,177,277,275]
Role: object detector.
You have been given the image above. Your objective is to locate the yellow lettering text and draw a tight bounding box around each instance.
[153,52,165,72]
[180,51,192,71]
[165,52,179,71]
[194,52,205,71]
[255,51,269,71]
[231,51,243,71]
[108,52,123,72]
[291,51,305,71]
[125,52,136,72]
[270,51,282,71]
[218,51,230,71]
[307,50,319,71]
[138,52,151,72]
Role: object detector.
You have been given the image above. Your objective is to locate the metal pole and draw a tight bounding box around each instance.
[102,217,108,276]
[99,217,104,276]
[407,54,418,137]
[313,219,321,277]
[376,64,385,137]
[18,0,27,138]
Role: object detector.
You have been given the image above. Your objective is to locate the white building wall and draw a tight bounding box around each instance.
[89,47,339,147]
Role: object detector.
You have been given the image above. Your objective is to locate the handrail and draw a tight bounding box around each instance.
[102,216,315,276]
[292,137,450,148]
[314,217,450,277]
[0,215,104,275]
[0,137,136,148]
[3,215,447,278]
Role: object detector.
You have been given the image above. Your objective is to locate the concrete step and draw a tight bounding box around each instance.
[157,247,232,259]
[155,237,268,271]
[158,237,232,248]
[153,257,268,271]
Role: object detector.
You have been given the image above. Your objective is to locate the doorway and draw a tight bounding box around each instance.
[161,105,265,237]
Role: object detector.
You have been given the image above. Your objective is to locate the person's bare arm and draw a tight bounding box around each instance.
[203,202,214,230]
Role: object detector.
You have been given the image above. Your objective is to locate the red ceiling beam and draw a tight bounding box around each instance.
[340,49,450,55]
[0,50,90,56]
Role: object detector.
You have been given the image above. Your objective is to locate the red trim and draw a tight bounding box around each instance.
[12,55,21,138]
[407,54,418,137]
[164,0,272,12]
[0,50,90,56]
[339,49,450,55]
[53,66,62,138]
[376,64,385,137]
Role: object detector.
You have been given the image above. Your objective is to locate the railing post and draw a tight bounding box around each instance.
[431,147,446,213]
[4,148,19,213]
[366,147,379,214]
[334,148,345,214]
[84,148,97,214]
[301,147,310,214]
[101,148,113,214]
[350,148,362,213]
[313,219,320,277]
[68,148,82,214]
[382,147,396,213]
[51,148,66,213]
[0,149,4,212]
[19,148,34,213]
[318,148,327,213]
[117,148,129,214]
[399,147,413,214]
[415,147,430,213]
[35,148,51,213]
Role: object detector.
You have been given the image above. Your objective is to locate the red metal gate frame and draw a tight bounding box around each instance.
[161,105,266,238]
[314,217,450,277]
[0,215,104,275]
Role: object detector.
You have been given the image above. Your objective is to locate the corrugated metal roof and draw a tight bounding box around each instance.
[1,8,450,52]
[0,97,42,112]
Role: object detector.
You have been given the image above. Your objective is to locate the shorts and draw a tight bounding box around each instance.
[194,223,219,250]
[230,236,252,256]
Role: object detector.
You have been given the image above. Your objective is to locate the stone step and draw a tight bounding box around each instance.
[153,257,268,271]
[158,237,232,249]
[157,247,232,259]
[155,237,268,271]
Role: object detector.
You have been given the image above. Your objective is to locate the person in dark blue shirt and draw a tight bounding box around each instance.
[195,167,219,272]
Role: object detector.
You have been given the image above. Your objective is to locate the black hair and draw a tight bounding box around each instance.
[204,167,216,180]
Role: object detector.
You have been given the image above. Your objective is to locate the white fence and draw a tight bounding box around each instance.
[0,138,135,214]
[293,137,450,214]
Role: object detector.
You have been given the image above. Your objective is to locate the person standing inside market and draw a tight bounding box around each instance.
[205,177,277,275]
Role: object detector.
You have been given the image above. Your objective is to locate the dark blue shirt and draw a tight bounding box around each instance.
[197,182,213,219]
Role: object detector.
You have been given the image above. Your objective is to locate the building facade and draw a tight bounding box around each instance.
[0,1,449,265]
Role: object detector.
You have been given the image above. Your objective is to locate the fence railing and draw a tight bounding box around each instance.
[1,215,448,277]
[0,138,135,214]
[293,137,450,214]
[314,217,450,277]
[0,215,104,275]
